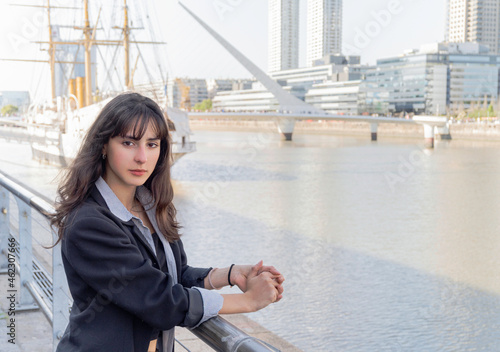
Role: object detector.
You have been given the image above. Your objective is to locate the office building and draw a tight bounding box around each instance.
[446,0,500,54]
[268,0,300,72]
[166,78,209,109]
[212,82,306,112]
[270,55,363,89]
[362,42,500,115]
[305,80,362,114]
[306,0,342,66]
[206,79,253,99]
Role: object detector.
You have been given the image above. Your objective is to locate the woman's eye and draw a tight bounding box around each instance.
[148,142,159,148]
[123,141,134,147]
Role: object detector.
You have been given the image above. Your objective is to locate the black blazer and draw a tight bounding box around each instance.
[56,186,211,352]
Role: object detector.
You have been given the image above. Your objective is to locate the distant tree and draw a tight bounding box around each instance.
[488,104,494,117]
[1,104,18,116]
[194,99,212,112]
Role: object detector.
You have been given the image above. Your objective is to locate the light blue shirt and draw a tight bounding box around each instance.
[95,177,223,351]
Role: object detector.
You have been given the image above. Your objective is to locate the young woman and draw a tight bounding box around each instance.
[50,93,284,352]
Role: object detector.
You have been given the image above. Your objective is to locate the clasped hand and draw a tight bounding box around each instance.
[233,261,285,310]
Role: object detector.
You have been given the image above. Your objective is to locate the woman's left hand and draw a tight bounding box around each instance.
[232,261,285,300]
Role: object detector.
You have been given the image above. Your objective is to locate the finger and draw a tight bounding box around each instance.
[249,260,263,278]
[273,274,285,284]
[259,271,274,280]
[267,273,284,283]
[269,276,282,288]
[274,286,283,302]
[259,265,281,276]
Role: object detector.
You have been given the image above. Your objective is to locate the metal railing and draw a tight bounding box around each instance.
[0,172,279,352]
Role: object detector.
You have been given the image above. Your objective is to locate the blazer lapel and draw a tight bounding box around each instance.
[125,221,157,259]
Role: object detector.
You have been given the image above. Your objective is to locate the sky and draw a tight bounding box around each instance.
[0,0,446,101]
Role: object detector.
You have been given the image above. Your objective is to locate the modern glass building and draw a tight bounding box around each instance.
[363,42,500,115]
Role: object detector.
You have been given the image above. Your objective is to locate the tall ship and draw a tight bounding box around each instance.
[23,0,195,166]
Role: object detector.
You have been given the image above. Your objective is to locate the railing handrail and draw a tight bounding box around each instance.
[0,172,279,352]
[0,172,54,215]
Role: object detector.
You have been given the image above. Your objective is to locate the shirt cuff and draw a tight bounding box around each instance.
[192,287,223,327]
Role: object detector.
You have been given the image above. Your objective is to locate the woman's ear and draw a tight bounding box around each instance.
[102,144,107,156]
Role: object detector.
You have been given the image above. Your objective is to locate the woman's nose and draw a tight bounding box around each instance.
[135,145,147,164]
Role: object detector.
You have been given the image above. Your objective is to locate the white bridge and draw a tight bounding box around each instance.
[188,112,449,148]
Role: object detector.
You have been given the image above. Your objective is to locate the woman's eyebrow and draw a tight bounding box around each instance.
[121,135,159,141]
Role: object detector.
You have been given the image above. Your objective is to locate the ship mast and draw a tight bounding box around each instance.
[47,0,56,102]
[113,0,165,90]
[123,0,131,89]
[83,0,93,106]
[3,1,165,108]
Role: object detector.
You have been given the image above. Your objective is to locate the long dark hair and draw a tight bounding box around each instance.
[49,92,180,245]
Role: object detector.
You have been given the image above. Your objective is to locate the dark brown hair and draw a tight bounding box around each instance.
[49,92,180,245]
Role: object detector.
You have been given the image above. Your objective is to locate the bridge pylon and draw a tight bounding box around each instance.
[179,3,325,141]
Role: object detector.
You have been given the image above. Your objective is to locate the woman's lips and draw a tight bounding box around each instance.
[130,169,147,176]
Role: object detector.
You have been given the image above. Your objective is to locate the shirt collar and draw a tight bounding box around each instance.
[95,177,154,222]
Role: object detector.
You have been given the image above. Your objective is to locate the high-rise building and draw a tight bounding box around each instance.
[446,0,500,54]
[306,0,342,67]
[268,0,300,73]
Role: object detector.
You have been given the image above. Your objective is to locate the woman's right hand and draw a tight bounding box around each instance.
[243,261,281,312]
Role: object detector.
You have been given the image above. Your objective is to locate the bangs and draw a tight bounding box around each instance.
[110,104,168,141]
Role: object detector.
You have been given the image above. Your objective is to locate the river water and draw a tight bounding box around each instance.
[2,130,500,351]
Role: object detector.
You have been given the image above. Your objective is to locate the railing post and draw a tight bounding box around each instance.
[14,197,38,310]
[52,230,70,351]
[0,185,9,270]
